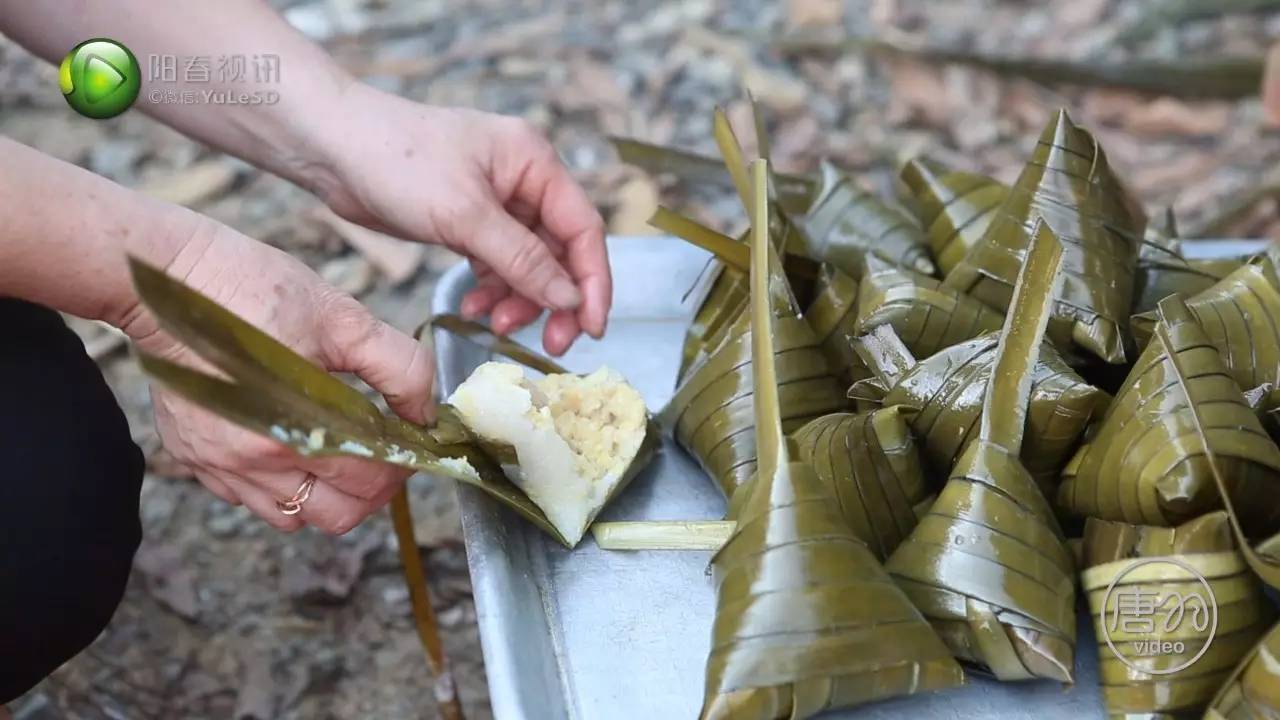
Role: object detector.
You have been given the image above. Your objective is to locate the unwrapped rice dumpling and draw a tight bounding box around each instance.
[448,361,651,546]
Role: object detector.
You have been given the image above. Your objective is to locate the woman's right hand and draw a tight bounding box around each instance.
[121,222,434,533]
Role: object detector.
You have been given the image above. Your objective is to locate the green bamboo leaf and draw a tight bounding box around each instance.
[1130,261,1280,410]
[854,254,1004,360]
[136,352,571,545]
[875,327,1106,497]
[649,207,747,272]
[803,263,870,386]
[1150,295,1280,590]
[1205,619,1280,719]
[1131,231,1239,316]
[651,206,824,382]
[885,221,1079,682]
[980,220,1065,448]
[661,306,846,499]
[700,160,963,720]
[799,162,937,277]
[1080,513,1273,718]
[1060,296,1280,538]
[609,135,816,212]
[427,314,569,376]
[713,106,753,212]
[899,157,1008,278]
[775,36,1264,99]
[943,109,1146,364]
[129,256,385,431]
[791,407,934,561]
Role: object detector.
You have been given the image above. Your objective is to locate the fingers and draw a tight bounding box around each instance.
[193,470,242,505]
[253,470,383,536]
[536,167,611,339]
[305,455,411,501]
[464,207,582,313]
[490,294,543,336]
[218,472,306,532]
[497,122,611,339]
[460,282,510,319]
[319,295,436,425]
[542,309,582,357]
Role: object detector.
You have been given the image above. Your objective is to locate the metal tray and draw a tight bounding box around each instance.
[432,236,1269,720]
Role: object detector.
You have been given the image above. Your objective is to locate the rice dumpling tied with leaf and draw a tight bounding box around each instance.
[447,361,651,547]
[1207,620,1280,720]
[1060,296,1280,534]
[885,220,1079,682]
[658,156,848,503]
[899,157,1008,278]
[855,323,1106,497]
[661,256,847,501]
[855,254,1005,360]
[1081,513,1273,718]
[796,161,937,277]
[1130,261,1280,409]
[701,160,964,720]
[789,407,934,561]
[943,109,1145,364]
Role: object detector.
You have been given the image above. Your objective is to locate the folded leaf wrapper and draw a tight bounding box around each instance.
[656,179,848,504]
[1130,232,1240,317]
[1081,513,1273,719]
[798,161,937,277]
[1059,296,1280,534]
[855,255,1005,361]
[1206,620,1280,720]
[802,264,870,386]
[864,331,1106,497]
[663,292,847,502]
[942,109,1145,364]
[700,160,963,720]
[1130,261,1280,410]
[899,157,1008,278]
[790,407,934,561]
[885,220,1079,682]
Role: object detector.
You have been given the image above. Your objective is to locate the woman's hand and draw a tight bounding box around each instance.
[309,84,611,357]
[122,222,434,534]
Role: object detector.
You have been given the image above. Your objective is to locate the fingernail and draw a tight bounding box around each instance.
[546,277,582,310]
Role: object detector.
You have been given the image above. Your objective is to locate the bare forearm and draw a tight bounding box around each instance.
[0,137,206,328]
[0,0,351,193]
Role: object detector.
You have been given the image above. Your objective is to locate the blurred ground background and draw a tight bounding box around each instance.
[4,0,1280,717]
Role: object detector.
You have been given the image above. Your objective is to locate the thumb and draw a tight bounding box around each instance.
[460,203,581,312]
[319,295,436,424]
